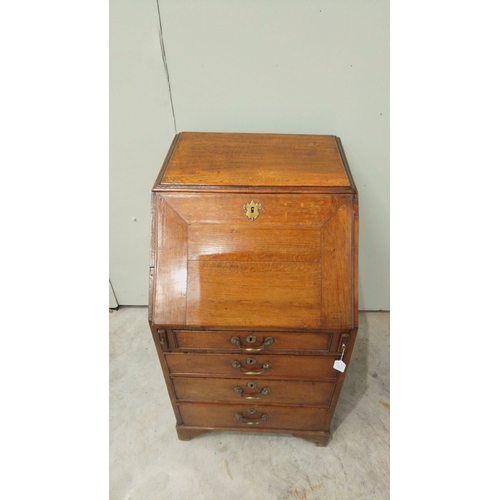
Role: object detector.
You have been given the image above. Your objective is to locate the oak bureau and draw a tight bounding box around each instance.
[148,132,358,446]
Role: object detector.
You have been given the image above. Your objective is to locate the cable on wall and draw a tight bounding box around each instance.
[155,0,177,133]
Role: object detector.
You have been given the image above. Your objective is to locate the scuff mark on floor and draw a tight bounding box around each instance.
[221,458,232,480]
[287,488,307,500]
[379,399,390,410]
[287,483,324,499]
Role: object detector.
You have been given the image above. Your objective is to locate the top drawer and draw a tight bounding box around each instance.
[169,330,350,354]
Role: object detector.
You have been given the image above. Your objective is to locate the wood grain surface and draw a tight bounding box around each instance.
[172,329,334,352]
[172,377,336,406]
[160,132,351,188]
[152,193,355,329]
[178,403,329,430]
[149,133,359,445]
[165,352,341,380]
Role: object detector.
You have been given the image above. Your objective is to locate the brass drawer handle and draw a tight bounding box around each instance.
[230,335,274,352]
[232,359,271,375]
[233,382,271,400]
[235,411,269,425]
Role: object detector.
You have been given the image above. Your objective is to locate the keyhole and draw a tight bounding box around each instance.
[246,335,257,344]
[247,382,257,389]
[246,357,257,365]
[251,207,254,213]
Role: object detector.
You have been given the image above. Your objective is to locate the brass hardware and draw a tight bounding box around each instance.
[230,335,274,352]
[338,334,350,354]
[158,330,167,346]
[243,200,262,221]
[233,382,271,399]
[339,343,346,358]
[232,359,272,375]
[235,411,269,425]
[246,334,256,344]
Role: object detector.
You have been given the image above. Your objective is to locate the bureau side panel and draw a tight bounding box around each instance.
[323,328,358,430]
[353,195,359,327]
[321,198,354,328]
[153,196,188,325]
[148,193,157,324]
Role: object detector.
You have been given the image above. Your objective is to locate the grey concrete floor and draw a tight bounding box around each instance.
[110,308,389,499]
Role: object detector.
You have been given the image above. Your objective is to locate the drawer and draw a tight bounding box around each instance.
[172,376,336,407]
[178,403,328,431]
[172,329,343,353]
[165,353,340,380]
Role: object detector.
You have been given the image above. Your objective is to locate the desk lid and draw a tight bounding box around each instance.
[154,132,356,192]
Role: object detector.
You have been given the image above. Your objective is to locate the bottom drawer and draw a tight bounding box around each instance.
[178,403,328,431]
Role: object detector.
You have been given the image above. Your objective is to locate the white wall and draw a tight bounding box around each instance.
[110,0,389,310]
[110,0,176,305]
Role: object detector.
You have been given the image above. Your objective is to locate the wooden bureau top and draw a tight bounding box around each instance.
[155,132,355,191]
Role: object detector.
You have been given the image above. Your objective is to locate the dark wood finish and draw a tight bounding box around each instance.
[175,426,210,442]
[172,377,336,406]
[149,132,358,446]
[176,425,330,446]
[178,403,329,431]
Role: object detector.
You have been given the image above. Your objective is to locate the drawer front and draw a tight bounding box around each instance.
[178,403,328,431]
[165,353,340,380]
[171,330,350,354]
[172,376,336,407]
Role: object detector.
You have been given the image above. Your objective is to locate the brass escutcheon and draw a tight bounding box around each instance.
[243,200,262,221]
